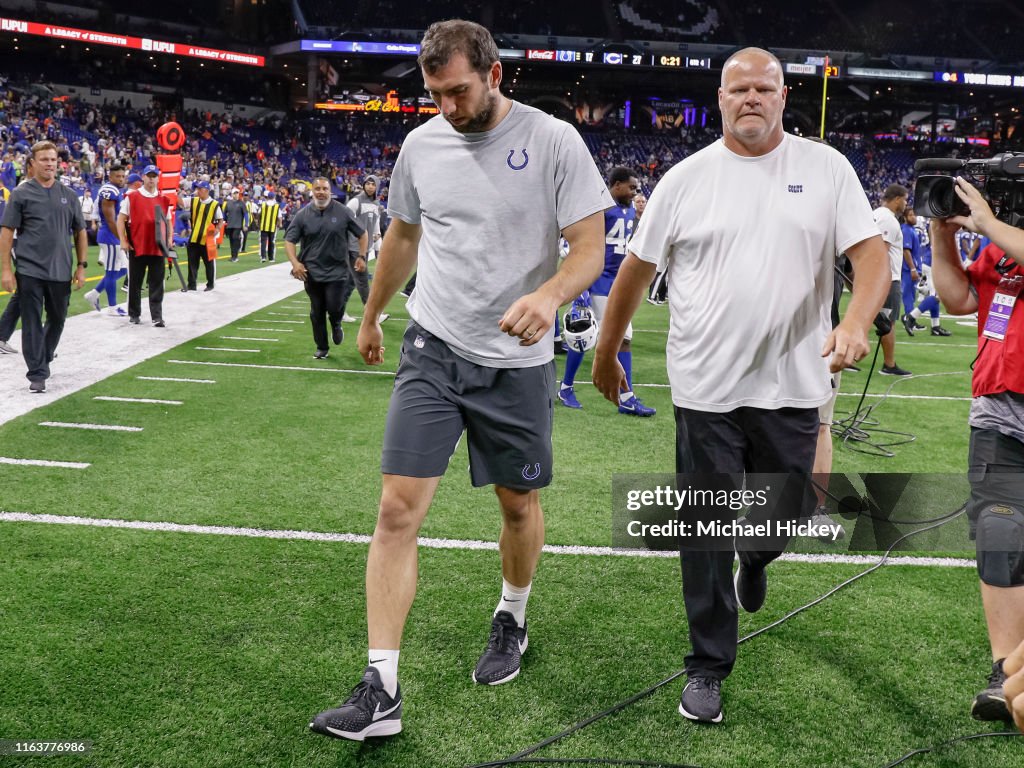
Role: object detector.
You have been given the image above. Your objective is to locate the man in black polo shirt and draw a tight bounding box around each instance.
[284,177,367,359]
[0,141,87,393]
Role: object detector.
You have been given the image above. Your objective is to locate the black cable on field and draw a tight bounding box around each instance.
[465,509,979,768]
[878,730,1021,768]
[811,480,969,527]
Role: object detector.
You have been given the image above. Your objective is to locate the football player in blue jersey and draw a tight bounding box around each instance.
[558,167,655,415]
[900,207,951,336]
[84,164,128,315]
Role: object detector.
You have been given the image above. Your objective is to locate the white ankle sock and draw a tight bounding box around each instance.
[368,649,400,698]
[495,578,531,626]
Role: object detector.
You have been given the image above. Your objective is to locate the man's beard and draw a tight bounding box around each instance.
[313,198,330,209]
[452,92,497,134]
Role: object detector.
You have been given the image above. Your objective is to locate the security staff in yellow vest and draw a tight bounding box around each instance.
[187,180,224,291]
[259,191,280,263]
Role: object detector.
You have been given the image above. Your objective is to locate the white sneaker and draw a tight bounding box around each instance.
[342,313,356,323]
[378,313,391,323]
[0,339,17,354]
[807,506,846,542]
[84,289,101,312]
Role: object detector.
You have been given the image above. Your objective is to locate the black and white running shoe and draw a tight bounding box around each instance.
[972,659,1013,722]
[473,610,528,685]
[309,666,402,741]
[679,676,723,723]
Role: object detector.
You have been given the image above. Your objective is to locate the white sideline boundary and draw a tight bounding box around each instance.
[137,376,215,384]
[0,263,302,426]
[0,511,977,569]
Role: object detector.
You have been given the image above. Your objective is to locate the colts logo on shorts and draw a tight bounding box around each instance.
[414,335,425,349]
[507,149,529,171]
[521,463,541,481]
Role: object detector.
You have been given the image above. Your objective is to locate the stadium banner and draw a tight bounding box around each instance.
[0,16,264,67]
[315,89,438,115]
[612,473,979,554]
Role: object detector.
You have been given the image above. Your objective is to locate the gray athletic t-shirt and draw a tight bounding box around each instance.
[0,179,85,282]
[970,391,1024,444]
[387,101,611,367]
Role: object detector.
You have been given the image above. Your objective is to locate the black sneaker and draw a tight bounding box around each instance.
[29,380,46,394]
[972,659,1014,722]
[843,364,861,373]
[153,320,165,328]
[313,349,329,359]
[679,676,723,723]
[880,364,912,376]
[204,285,214,292]
[473,610,527,685]
[129,316,141,325]
[901,313,916,336]
[931,326,952,337]
[309,666,402,741]
[734,558,766,613]
[332,323,344,345]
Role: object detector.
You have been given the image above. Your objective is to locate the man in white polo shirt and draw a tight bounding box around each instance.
[592,47,891,725]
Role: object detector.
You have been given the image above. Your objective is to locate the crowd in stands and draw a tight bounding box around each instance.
[1,75,1017,238]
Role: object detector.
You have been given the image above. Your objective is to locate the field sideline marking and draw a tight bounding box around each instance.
[168,360,397,375]
[0,511,976,568]
[256,319,304,324]
[137,376,215,384]
[0,458,90,469]
[165,360,969,401]
[237,327,294,332]
[195,346,260,353]
[95,396,183,405]
[632,328,979,349]
[221,336,280,342]
[40,422,143,433]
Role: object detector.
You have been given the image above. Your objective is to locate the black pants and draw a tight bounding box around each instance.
[226,227,241,259]
[186,242,215,290]
[340,250,369,313]
[674,405,819,680]
[304,278,345,351]
[403,272,417,295]
[0,290,20,340]
[242,226,253,251]
[260,231,276,261]
[128,255,166,322]
[16,273,71,383]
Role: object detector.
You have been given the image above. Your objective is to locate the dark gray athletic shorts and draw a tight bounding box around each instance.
[381,321,555,489]
[885,280,901,324]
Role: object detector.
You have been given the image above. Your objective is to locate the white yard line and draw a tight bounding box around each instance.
[94,396,183,405]
[0,458,90,469]
[168,360,397,375]
[39,421,143,432]
[237,327,294,332]
[221,336,279,342]
[136,376,215,384]
[0,511,976,568]
[194,347,260,353]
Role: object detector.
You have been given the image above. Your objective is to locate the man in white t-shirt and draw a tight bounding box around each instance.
[872,183,913,376]
[592,47,891,725]
[309,19,610,742]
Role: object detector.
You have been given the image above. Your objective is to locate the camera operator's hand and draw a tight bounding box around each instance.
[949,177,997,235]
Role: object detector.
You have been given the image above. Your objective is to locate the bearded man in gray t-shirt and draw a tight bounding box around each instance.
[309,19,611,742]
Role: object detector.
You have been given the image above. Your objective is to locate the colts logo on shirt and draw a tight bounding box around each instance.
[330,217,337,224]
[787,184,803,193]
[507,149,529,171]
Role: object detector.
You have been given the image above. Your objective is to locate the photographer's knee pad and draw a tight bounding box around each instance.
[976,503,1024,587]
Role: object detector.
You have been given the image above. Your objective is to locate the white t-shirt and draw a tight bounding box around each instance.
[872,205,903,281]
[387,101,612,367]
[628,134,879,412]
